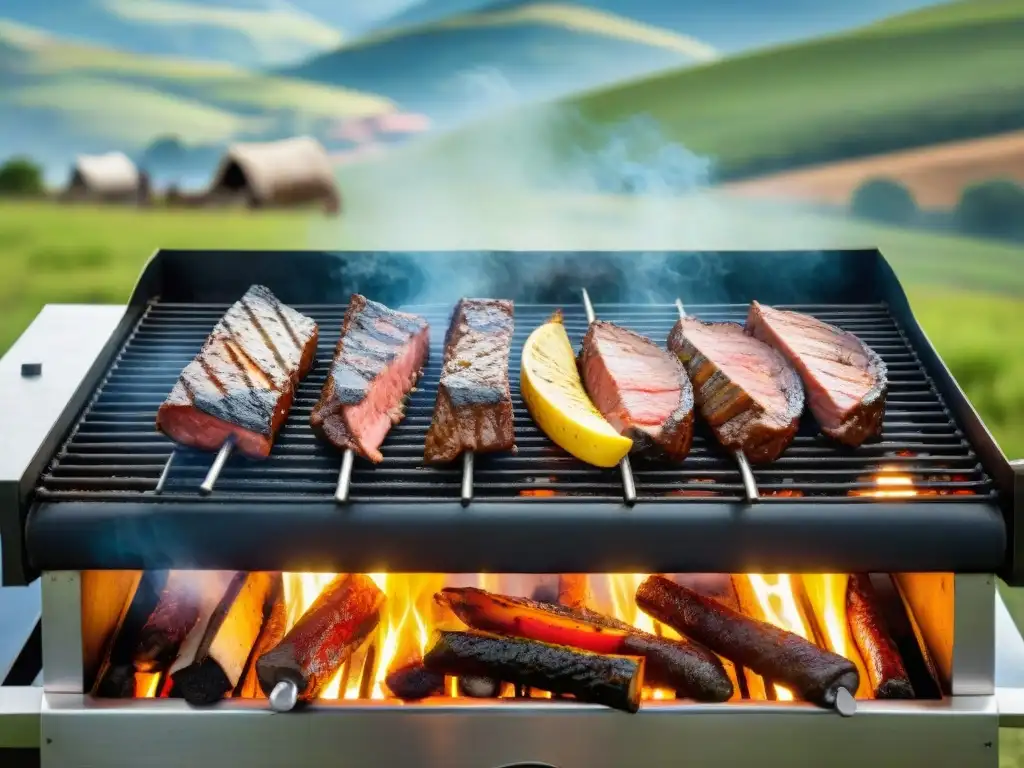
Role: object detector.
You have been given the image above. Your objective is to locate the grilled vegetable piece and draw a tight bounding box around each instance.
[521,311,632,468]
[746,302,887,446]
[636,575,858,707]
[436,587,732,701]
[257,574,384,702]
[667,316,803,463]
[311,294,429,462]
[423,629,644,713]
[156,285,318,458]
[579,321,694,460]
[847,575,914,699]
[424,299,516,463]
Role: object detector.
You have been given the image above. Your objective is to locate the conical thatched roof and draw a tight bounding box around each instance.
[67,152,141,197]
[208,136,338,209]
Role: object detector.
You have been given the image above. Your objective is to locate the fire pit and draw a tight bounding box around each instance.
[0,249,1022,767]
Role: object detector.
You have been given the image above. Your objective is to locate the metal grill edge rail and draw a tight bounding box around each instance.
[36,300,991,504]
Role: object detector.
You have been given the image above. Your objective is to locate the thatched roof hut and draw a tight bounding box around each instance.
[206,137,340,214]
[63,152,149,203]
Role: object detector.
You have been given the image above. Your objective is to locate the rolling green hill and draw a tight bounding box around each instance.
[0,0,343,67]
[0,20,394,164]
[371,0,1024,180]
[280,2,716,122]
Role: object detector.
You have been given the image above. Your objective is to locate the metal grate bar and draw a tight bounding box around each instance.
[35,301,994,504]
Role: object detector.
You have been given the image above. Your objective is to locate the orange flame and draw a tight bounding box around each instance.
[133,672,161,699]
[799,575,872,699]
[850,467,921,498]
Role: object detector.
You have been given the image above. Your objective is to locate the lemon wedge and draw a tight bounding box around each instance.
[521,311,632,468]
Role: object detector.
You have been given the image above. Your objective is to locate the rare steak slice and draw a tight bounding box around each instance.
[746,301,887,447]
[579,321,693,460]
[156,285,318,459]
[667,317,804,463]
[424,299,515,464]
[310,295,429,462]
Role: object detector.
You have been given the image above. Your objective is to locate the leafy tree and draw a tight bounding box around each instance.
[0,156,45,196]
[850,178,918,226]
[955,180,1024,241]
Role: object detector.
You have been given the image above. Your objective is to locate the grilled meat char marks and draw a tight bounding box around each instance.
[668,317,804,464]
[579,321,694,460]
[156,285,318,458]
[424,299,515,463]
[310,295,429,463]
[746,301,887,447]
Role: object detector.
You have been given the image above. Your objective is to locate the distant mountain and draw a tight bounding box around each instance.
[0,0,343,67]
[379,0,942,53]
[281,3,716,124]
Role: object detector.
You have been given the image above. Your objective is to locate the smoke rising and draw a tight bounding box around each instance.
[311,69,865,308]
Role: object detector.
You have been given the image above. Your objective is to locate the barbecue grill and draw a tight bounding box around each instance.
[1,248,1023,767]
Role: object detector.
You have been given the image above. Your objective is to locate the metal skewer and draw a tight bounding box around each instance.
[674,299,760,504]
[581,289,637,506]
[199,439,234,495]
[461,451,474,507]
[154,450,176,495]
[335,449,355,504]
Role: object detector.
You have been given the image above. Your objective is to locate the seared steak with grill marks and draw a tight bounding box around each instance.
[667,317,804,463]
[746,302,887,447]
[424,299,515,464]
[311,295,429,462]
[579,321,693,460]
[156,285,318,458]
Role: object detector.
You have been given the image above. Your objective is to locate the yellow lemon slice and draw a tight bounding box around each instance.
[521,311,632,468]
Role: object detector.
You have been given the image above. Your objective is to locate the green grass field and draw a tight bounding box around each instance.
[384,0,1024,179]
[1,196,1024,758]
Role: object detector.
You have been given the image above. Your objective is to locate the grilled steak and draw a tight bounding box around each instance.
[424,299,515,463]
[310,295,429,462]
[156,285,318,458]
[579,321,694,460]
[667,317,803,463]
[746,302,887,446]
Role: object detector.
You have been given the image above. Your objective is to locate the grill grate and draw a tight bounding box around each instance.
[36,300,994,505]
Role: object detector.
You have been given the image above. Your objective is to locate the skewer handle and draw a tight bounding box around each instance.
[834,686,857,717]
[583,288,636,507]
[674,298,760,504]
[199,440,233,495]
[154,450,176,495]
[461,451,475,507]
[269,679,298,713]
[335,449,355,504]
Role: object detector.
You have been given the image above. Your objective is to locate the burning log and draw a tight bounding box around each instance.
[239,576,287,698]
[436,587,732,702]
[846,575,914,699]
[424,630,644,713]
[385,654,445,701]
[169,572,274,705]
[635,575,858,708]
[257,574,385,710]
[557,575,592,611]
[134,571,217,672]
[90,572,145,698]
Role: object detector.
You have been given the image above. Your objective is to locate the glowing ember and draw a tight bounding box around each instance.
[134,672,161,699]
[850,466,920,498]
